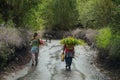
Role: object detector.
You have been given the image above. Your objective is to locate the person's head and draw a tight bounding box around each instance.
[33,32,38,39]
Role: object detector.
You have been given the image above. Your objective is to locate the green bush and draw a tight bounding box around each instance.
[0,42,15,68]
[96,27,112,49]
[109,34,120,60]
[96,27,120,61]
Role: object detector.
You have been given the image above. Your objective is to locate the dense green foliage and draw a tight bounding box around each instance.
[0,0,80,30]
[77,0,114,28]
[22,4,45,31]
[96,27,120,61]
[77,0,120,62]
[43,0,79,30]
[0,0,119,31]
[0,0,41,25]
[96,27,112,49]
[111,4,120,32]
[0,0,120,68]
[109,34,120,60]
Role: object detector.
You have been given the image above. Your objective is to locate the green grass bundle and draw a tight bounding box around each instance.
[60,37,85,46]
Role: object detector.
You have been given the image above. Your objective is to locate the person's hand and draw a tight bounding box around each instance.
[72,55,75,58]
[75,55,78,58]
[62,52,64,55]
[29,41,32,46]
[30,43,32,46]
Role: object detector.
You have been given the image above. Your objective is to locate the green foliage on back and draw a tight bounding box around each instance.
[60,37,85,46]
[96,27,112,49]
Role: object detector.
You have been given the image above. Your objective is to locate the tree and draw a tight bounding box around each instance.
[77,0,114,29]
[111,0,120,32]
[0,0,42,27]
[43,0,79,31]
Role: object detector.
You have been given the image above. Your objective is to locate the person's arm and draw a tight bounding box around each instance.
[73,47,75,58]
[63,45,66,54]
[39,39,44,45]
[29,38,33,46]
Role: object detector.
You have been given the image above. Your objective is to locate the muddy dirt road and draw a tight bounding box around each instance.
[4,40,110,80]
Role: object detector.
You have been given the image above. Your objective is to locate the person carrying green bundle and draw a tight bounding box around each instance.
[61,36,85,70]
[63,44,75,70]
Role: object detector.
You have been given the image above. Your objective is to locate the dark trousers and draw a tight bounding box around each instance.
[65,57,72,67]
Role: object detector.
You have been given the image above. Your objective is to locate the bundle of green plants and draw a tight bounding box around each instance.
[60,37,85,46]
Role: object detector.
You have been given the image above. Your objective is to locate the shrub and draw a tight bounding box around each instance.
[0,27,30,69]
[109,34,120,61]
[0,27,23,47]
[96,27,112,49]
[0,42,15,68]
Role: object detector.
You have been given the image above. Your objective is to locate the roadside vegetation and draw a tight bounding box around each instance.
[0,26,30,69]
[0,0,120,79]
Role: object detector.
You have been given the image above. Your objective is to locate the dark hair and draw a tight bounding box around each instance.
[33,32,38,38]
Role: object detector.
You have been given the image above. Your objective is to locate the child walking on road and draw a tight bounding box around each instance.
[30,32,43,66]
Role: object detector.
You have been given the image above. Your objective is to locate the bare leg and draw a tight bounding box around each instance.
[31,53,35,66]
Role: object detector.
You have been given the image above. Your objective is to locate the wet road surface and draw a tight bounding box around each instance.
[13,40,109,80]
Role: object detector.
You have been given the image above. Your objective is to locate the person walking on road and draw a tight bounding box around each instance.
[45,33,48,42]
[63,44,75,70]
[30,32,43,66]
[48,34,52,43]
